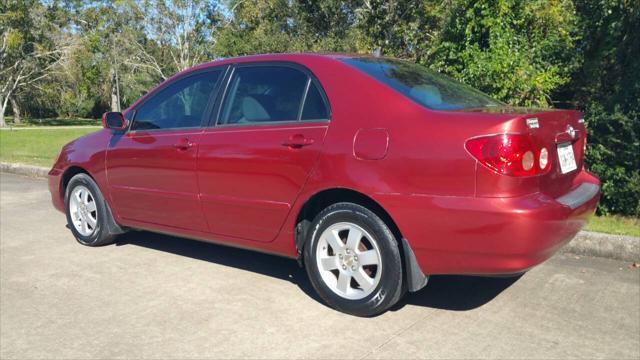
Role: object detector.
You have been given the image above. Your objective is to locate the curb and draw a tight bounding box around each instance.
[1,162,49,178]
[562,231,639,262]
[1,162,638,262]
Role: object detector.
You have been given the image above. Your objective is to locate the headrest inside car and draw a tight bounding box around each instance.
[409,85,443,106]
[242,96,270,121]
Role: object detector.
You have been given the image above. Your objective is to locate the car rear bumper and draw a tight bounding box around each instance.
[376,170,600,275]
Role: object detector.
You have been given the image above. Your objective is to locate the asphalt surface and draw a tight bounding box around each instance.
[1,172,639,359]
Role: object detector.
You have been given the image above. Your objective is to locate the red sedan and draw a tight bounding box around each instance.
[48,54,600,316]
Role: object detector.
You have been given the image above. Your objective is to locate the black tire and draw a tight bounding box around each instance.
[64,173,118,246]
[303,202,404,317]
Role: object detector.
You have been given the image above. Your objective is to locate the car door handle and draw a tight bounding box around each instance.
[173,138,194,150]
[282,134,314,148]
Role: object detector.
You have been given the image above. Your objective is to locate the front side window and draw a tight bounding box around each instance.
[132,70,222,131]
[342,57,503,111]
[219,66,309,125]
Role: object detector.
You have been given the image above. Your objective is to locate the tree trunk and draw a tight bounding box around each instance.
[0,95,8,127]
[110,68,121,112]
[115,67,121,111]
[10,97,21,124]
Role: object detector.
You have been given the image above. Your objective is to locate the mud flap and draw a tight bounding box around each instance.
[402,238,429,292]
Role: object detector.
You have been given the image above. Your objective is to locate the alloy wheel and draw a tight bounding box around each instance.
[315,222,382,300]
[69,185,98,237]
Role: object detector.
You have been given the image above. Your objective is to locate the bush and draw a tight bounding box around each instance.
[569,0,640,216]
[584,104,640,216]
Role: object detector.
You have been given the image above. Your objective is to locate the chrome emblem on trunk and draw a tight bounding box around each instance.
[566,125,576,139]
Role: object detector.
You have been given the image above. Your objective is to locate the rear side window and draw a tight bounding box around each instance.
[342,57,502,111]
[301,82,329,121]
[132,70,221,130]
[220,66,308,125]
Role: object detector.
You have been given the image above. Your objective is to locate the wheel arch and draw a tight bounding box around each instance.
[294,187,428,292]
[294,187,402,254]
[60,166,93,200]
[60,165,125,236]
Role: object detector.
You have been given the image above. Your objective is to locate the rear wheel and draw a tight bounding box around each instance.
[304,202,404,316]
[65,173,117,246]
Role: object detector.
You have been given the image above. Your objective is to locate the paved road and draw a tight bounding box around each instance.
[1,172,639,359]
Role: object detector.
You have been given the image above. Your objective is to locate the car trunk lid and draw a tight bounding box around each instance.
[461,107,586,198]
[527,109,586,198]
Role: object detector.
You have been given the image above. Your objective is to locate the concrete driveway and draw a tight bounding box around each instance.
[1,172,639,359]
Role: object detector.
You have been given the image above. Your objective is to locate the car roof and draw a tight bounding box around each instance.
[212,52,352,64]
[183,52,373,74]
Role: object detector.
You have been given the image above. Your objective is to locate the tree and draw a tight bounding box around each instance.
[128,0,222,80]
[566,0,640,215]
[214,0,299,56]
[0,0,71,126]
[215,0,360,57]
[355,0,440,59]
[425,0,580,107]
[67,0,147,112]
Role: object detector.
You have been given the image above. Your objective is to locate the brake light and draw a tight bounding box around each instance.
[465,134,550,177]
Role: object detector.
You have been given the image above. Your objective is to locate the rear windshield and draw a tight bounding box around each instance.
[342,57,503,111]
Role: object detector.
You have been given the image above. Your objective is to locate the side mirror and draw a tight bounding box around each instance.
[102,112,128,131]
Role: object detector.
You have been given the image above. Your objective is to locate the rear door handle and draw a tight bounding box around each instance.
[173,138,194,150]
[282,134,314,148]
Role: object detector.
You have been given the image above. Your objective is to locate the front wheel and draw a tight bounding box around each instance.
[304,203,404,316]
[65,173,118,246]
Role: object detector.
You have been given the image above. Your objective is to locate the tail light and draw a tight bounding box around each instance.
[465,134,550,177]
[539,147,549,170]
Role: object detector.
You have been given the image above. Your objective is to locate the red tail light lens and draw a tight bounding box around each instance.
[465,134,550,177]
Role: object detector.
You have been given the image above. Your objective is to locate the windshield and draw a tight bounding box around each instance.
[342,57,503,111]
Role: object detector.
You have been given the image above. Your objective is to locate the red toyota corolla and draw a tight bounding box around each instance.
[48,53,600,316]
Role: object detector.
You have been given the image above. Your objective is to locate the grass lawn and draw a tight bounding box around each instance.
[4,116,101,127]
[586,215,640,237]
[0,127,99,167]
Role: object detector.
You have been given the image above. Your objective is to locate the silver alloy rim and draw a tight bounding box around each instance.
[69,185,98,237]
[315,222,382,300]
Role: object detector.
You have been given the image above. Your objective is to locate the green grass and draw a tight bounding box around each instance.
[0,128,99,167]
[586,215,640,237]
[4,116,101,127]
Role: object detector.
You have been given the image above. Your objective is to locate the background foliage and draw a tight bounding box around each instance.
[1,0,638,215]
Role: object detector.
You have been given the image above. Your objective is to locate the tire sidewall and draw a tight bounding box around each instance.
[304,203,403,316]
[64,174,109,246]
